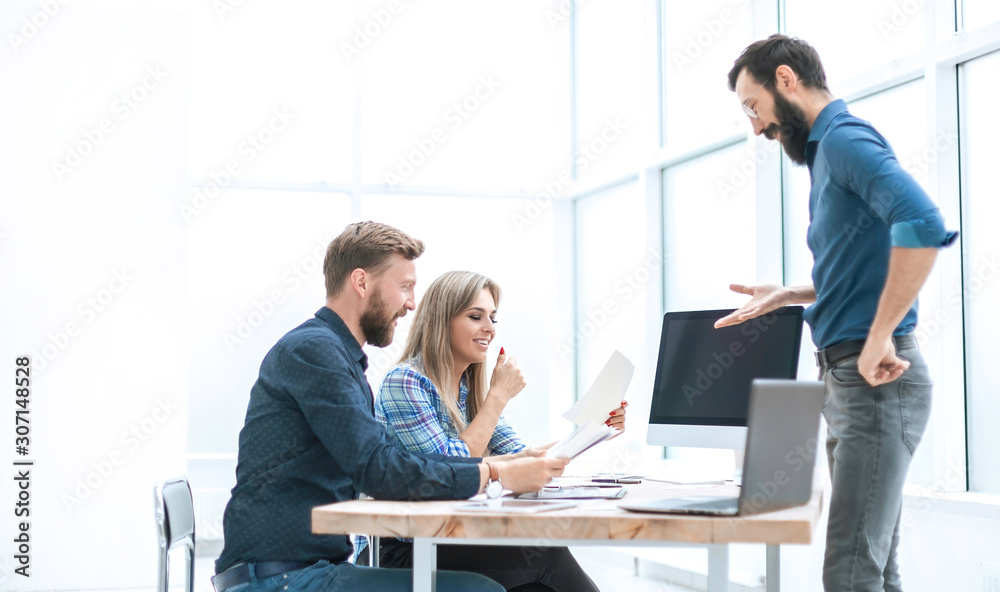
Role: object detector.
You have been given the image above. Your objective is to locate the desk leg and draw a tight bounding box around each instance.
[412,539,437,592]
[766,545,780,592]
[706,544,729,592]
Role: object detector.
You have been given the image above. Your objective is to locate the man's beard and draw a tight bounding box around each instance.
[359,287,403,348]
[765,91,811,166]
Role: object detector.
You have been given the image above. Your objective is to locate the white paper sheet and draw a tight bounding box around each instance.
[562,350,635,426]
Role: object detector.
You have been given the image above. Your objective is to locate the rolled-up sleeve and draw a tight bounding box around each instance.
[890,219,958,248]
[826,122,958,249]
[376,366,472,457]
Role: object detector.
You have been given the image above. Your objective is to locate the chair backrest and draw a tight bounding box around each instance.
[153,477,195,592]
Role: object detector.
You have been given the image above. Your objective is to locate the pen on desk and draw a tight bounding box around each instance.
[591,477,642,484]
[544,483,623,489]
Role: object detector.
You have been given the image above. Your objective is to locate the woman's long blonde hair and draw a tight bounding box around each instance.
[399,271,501,431]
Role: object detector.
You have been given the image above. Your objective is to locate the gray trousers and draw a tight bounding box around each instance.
[818,339,933,592]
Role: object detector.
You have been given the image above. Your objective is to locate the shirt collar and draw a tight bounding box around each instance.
[315,307,369,370]
[806,99,848,167]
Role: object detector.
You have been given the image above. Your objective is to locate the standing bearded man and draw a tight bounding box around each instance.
[717,35,957,592]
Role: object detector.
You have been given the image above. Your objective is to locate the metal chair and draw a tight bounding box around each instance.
[153,476,196,592]
[354,493,379,567]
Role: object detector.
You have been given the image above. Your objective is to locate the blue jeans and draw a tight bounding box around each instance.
[218,560,503,592]
[819,342,933,592]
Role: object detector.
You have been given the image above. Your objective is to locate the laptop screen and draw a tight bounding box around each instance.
[648,307,804,427]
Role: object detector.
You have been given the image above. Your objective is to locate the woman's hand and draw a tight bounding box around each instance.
[462,350,526,457]
[487,349,526,405]
[606,400,628,437]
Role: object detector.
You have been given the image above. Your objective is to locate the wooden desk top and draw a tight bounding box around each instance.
[312,481,824,545]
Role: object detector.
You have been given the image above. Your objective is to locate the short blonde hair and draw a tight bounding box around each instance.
[324,221,424,297]
[399,271,502,431]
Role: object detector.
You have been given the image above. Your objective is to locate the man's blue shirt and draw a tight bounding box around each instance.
[215,307,481,573]
[804,99,957,349]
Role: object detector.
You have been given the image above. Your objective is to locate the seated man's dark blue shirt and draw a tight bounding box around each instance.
[216,307,481,573]
[804,100,957,349]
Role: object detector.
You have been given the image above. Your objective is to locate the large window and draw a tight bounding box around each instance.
[574,182,658,465]
[360,193,559,446]
[785,0,925,85]
[963,1,1000,32]
[359,1,569,192]
[190,3,354,183]
[960,49,1000,493]
[576,1,647,182]
[661,0,753,148]
[186,190,352,453]
[662,143,757,312]
[572,0,991,495]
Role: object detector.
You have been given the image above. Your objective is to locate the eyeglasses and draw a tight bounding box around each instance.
[741,77,771,119]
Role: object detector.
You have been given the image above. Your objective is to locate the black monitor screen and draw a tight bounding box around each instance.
[648,307,804,427]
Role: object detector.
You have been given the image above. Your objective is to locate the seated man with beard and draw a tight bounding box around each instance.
[212,221,567,592]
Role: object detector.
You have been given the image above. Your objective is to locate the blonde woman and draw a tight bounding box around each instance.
[373,271,626,592]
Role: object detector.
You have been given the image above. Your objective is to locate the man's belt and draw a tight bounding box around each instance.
[211,561,316,592]
[815,334,917,369]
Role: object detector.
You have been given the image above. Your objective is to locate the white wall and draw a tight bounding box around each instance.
[1,2,569,590]
[0,2,190,589]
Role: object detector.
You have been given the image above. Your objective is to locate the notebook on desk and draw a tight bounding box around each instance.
[619,379,824,516]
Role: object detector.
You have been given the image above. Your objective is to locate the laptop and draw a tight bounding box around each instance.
[619,379,824,516]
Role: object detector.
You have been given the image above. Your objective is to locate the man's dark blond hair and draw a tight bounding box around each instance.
[323,221,425,297]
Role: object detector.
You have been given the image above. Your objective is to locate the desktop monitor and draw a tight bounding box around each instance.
[646,306,804,450]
